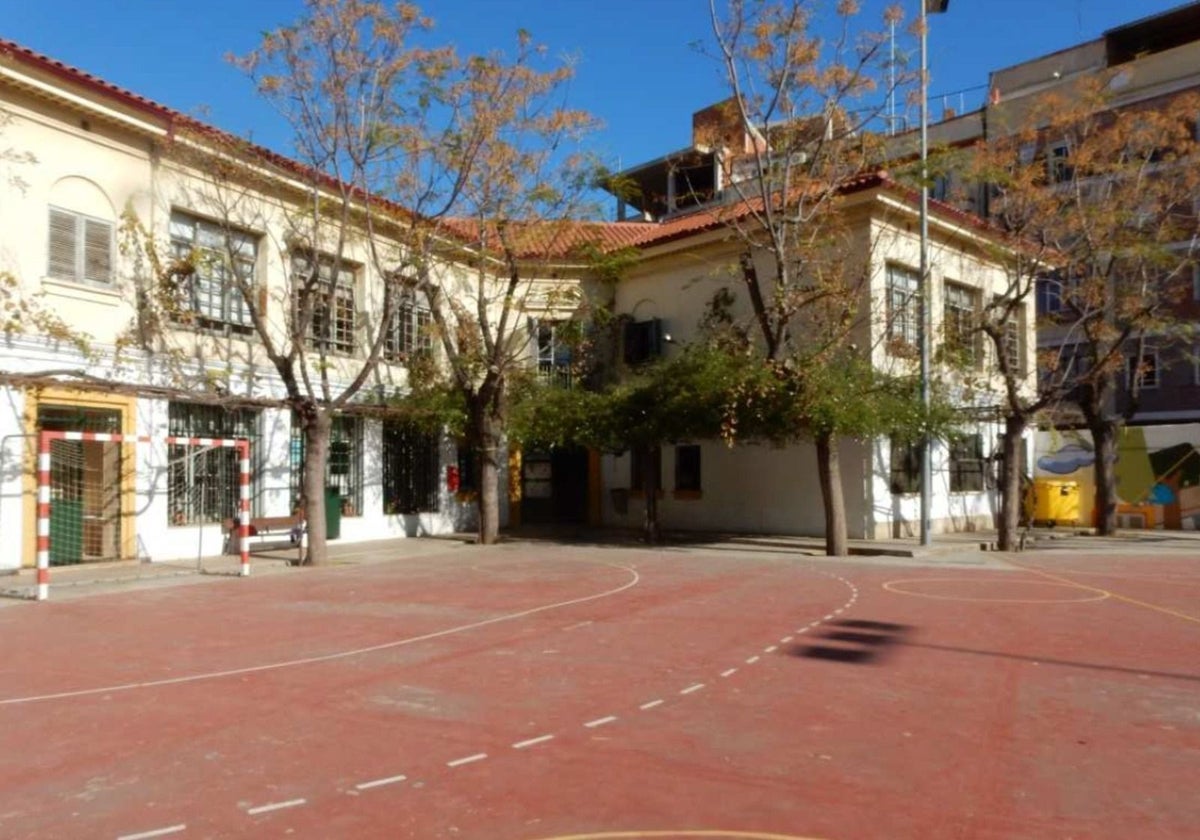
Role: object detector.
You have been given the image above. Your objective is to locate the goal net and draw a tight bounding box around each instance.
[34,431,251,601]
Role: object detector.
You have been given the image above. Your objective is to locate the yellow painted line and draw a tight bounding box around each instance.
[882,577,1109,604]
[526,832,827,840]
[1010,563,1200,625]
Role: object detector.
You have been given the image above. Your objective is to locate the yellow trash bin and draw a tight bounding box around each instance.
[1026,479,1081,527]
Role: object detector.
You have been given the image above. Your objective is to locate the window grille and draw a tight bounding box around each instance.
[949,433,985,493]
[293,253,356,354]
[534,319,574,387]
[289,414,363,514]
[167,403,260,525]
[381,421,440,514]
[889,437,921,495]
[169,211,257,331]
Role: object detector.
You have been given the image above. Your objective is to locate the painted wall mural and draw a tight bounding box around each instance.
[1034,424,1200,530]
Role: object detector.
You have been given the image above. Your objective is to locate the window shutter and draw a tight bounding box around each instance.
[83,218,113,283]
[48,209,78,280]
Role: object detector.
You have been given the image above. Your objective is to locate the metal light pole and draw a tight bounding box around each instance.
[919,0,948,546]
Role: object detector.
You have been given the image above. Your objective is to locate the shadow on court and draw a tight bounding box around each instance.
[790,618,914,665]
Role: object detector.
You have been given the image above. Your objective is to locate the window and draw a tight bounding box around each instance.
[47,207,112,284]
[630,446,662,493]
[994,298,1023,375]
[293,253,355,354]
[623,319,664,366]
[886,265,920,347]
[384,301,433,363]
[167,403,260,525]
[290,414,363,516]
[456,441,477,494]
[169,211,257,331]
[948,433,984,493]
[1127,352,1159,390]
[1048,141,1073,184]
[381,421,440,514]
[943,282,977,365]
[534,319,574,387]
[889,437,921,495]
[674,444,701,493]
[1036,276,1062,314]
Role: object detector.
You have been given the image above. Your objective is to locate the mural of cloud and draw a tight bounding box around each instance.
[1038,444,1096,475]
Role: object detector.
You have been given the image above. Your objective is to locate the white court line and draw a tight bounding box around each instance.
[2,562,641,706]
[781,636,793,643]
[639,699,664,710]
[680,683,704,695]
[513,734,555,749]
[764,645,778,653]
[117,825,186,840]
[562,620,593,631]
[246,799,306,816]
[585,715,617,728]
[447,753,488,768]
[796,627,809,633]
[720,668,737,677]
[746,656,760,664]
[824,614,835,620]
[355,774,407,790]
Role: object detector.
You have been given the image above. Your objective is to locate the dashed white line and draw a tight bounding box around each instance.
[720,668,738,677]
[795,627,809,633]
[354,774,407,791]
[746,655,760,664]
[585,715,618,728]
[562,620,593,631]
[447,753,488,768]
[639,699,664,710]
[764,645,778,653]
[781,636,793,643]
[246,799,306,816]
[680,683,705,695]
[117,825,186,840]
[824,614,835,620]
[513,734,555,749]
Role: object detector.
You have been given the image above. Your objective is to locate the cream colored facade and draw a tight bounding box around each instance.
[0,42,502,571]
[600,186,1035,539]
[1,37,1036,570]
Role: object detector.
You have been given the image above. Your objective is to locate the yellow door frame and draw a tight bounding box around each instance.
[21,386,137,567]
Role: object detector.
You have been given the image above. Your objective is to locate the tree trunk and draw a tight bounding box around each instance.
[475,410,502,545]
[1091,419,1120,536]
[641,443,661,545]
[996,414,1026,552]
[300,407,332,566]
[815,431,847,557]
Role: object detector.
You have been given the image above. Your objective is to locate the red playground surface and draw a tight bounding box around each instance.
[0,540,1197,839]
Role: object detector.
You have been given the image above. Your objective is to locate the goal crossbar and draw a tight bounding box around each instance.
[35,431,251,601]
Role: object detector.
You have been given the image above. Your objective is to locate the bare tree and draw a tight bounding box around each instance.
[699,0,915,555]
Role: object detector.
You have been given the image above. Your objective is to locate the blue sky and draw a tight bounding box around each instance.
[4,1,1188,185]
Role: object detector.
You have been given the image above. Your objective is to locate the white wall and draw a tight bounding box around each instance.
[0,386,27,571]
[602,437,870,538]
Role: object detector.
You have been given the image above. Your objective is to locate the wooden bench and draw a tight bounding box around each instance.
[224,515,303,561]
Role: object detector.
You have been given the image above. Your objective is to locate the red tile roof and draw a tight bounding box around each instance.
[1,37,1011,266]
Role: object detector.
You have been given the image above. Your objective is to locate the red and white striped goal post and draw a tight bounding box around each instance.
[35,431,252,601]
